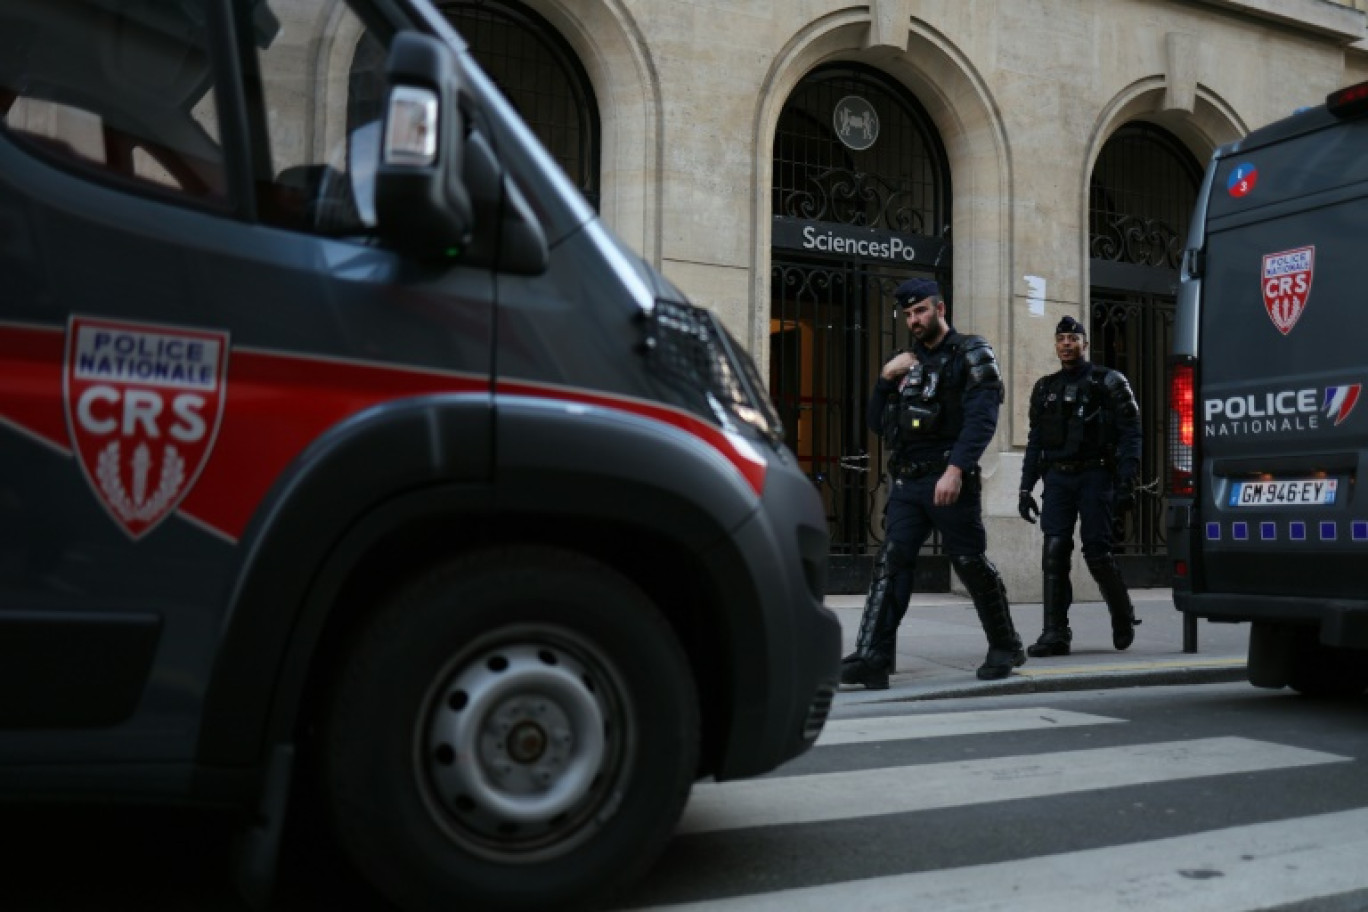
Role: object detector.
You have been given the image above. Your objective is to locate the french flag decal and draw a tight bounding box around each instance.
[1323,384,1362,426]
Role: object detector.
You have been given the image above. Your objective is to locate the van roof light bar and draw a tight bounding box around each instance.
[1327,80,1368,119]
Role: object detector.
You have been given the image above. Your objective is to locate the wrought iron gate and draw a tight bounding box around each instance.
[1089,290,1175,586]
[769,64,952,592]
[1089,123,1202,586]
[770,258,929,591]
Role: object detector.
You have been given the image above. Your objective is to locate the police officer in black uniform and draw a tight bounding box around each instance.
[841,278,1025,690]
[1018,315,1142,655]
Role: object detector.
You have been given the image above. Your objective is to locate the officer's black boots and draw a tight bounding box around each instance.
[951,554,1026,680]
[1027,576,1072,656]
[840,539,916,690]
[1028,535,1074,657]
[1087,554,1140,650]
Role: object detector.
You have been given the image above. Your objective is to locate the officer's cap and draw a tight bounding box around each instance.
[1055,315,1087,336]
[894,278,940,306]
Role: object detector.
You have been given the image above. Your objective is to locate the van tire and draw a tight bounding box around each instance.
[320,547,700,911]
[1247,622,1294,689]
[1287,631,1368,699]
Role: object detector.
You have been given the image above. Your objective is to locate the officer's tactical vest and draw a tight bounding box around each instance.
[1033,366,1119,460]
[884,332,997,451]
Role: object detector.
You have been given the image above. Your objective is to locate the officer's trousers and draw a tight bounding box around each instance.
[1037,465,1137,650]
[1040,465,1115,559]
[846,469,1018,675]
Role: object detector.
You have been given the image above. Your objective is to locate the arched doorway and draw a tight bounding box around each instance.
[769,63,952,592]
[1088,122,1202,585]
[438,0,601,208]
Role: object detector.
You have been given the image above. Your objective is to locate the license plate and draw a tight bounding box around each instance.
[1229,478,1338,507]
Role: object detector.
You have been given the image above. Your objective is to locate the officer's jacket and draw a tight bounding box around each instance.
[867,329,1003,471]
[1020,360,1141,489]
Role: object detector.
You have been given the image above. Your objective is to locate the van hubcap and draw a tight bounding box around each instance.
[422,635,625,859]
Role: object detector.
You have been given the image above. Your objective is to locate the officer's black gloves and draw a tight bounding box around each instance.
[1116,477,1136,512]
[1018,490,1039,524]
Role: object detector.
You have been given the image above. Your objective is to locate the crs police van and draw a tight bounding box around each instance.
[0,0,841,909]
[1171,81,1368,698]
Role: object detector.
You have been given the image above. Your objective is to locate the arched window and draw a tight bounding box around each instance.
[439,1,601,208]
[773,64,949,242]
[1090,123,1202,274]
[1088,122,1203,584]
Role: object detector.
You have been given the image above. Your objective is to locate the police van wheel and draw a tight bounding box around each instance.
[1287,634,1368,699]
[319,547,700,912]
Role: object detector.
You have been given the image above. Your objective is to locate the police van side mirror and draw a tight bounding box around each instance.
[459,131,550,275]
[375,32,472,259]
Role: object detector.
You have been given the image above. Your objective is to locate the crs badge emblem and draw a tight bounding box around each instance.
[1262,246,1314,335]
[64,317,229,539]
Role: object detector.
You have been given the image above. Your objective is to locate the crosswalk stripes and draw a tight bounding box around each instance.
[635,807,1368,911]
[814,706,1123,746]
[619,704,1365,911]
[677,737,1345,835]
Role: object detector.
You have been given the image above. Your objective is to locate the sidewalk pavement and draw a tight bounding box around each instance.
[827,588,1249,707]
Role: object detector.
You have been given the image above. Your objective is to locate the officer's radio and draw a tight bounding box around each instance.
[895,362,943,437]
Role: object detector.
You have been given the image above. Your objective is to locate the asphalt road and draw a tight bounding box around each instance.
[610,682,1368,910]
[3,682,1366,911]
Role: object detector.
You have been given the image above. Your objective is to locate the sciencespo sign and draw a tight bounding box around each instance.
[772,217,944,267]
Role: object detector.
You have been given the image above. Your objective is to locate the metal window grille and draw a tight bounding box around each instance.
[1089,124,1201,269]
[773,65,947,235]
[439,0,601,209]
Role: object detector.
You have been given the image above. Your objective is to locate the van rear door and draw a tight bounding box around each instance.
[1197,109,1368,600]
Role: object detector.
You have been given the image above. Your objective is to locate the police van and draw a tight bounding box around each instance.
[1170,80,1368,698]
[0,1,841,909]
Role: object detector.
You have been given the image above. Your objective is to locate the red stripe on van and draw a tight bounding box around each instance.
[496,379,768,497]
[1,324,762,543]
[0,322,68,450]
[178,349,487,539]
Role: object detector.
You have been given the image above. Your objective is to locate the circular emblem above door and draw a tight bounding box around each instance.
[833,95,879,151]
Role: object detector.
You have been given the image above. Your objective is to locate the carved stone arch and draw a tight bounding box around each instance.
[1081,79,1247,266]
[474,0,662,263]
[757,14,1010,588]
[750,14,1010,368]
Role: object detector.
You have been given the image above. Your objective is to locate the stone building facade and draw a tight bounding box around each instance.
[444,0,1368,599]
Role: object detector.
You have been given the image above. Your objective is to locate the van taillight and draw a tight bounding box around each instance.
[1168,360,1194,496]
[1327,80,1368,118]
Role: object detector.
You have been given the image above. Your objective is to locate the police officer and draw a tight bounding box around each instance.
[1018,315,1142,655]
[841,278,1024,690]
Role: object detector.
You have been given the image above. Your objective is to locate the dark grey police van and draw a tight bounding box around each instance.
[1171,80,1368,698]
[0,0,840,909]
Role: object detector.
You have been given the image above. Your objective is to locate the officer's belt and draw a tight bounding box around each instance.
[1047,457,1113,474]
[892,458,948,479]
